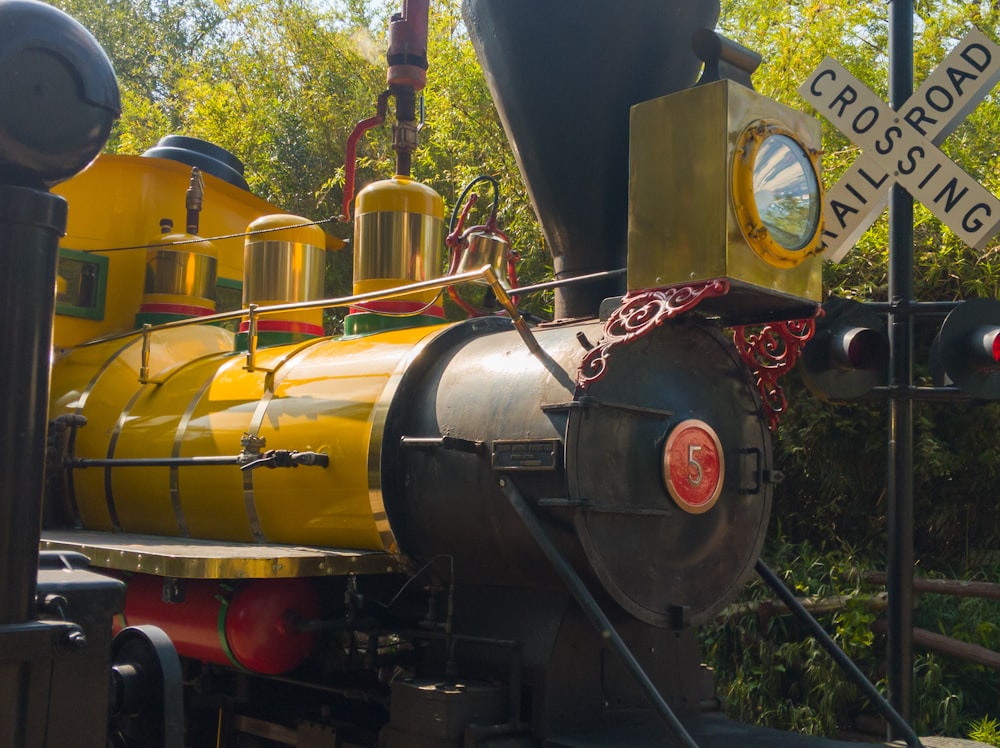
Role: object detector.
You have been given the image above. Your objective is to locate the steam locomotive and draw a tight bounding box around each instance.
[0,0,883,746]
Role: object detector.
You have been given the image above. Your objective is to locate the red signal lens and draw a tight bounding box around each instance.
[976,327,1000,364]
[836,327,889,370]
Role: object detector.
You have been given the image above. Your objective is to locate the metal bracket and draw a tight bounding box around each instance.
[577,280,731,389]
[731,315,818,431]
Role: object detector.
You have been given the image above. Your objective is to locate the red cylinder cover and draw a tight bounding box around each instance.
[122,575,321,674]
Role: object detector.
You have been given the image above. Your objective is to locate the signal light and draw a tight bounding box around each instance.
[930,298,1000,400]
[801,297,889,402]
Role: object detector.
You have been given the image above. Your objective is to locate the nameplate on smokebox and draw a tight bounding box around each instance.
[491,439,561,471]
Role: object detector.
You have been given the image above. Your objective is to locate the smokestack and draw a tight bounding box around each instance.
[462,0,720,318]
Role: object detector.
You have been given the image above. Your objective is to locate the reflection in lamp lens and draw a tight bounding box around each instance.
[752,134,820,251]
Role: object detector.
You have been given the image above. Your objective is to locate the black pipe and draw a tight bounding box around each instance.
[755,559,923,748]
[392,86,417,178]
[498,475,700,748]
[0,184,68,746]
[506,268,627,298]
[68,451,329,470]
[887,0,916,724]
[0,185,67,626]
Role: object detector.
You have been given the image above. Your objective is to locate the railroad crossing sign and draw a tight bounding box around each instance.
[800,29,1000,261]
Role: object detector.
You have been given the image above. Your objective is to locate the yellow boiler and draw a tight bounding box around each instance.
[49,322,449,553]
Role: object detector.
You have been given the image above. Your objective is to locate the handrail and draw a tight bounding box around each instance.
[63,266,543,371]
[65,267,501,350]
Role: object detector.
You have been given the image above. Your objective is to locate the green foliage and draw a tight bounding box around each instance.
[702,540,876,736]
[909,573,1000,728]
[969,715,1000,747]
[703,541,1000,739]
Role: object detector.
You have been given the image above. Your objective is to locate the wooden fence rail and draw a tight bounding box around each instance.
[718,570,1000,671]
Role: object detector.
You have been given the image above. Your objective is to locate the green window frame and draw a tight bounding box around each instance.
[56,248,109,320]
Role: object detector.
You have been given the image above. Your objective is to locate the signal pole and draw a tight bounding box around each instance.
[886,0,915,725]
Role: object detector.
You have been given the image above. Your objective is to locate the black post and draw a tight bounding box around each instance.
[0,1,122,741]
[0,187,66,623]
[886,0,915,726]
[0,184,68,745]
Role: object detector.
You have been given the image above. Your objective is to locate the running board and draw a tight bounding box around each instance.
[41,529,400,579]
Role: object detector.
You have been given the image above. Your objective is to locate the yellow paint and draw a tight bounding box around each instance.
[355,176,445,218]
[53,155,283,348]
[49,323,450,552]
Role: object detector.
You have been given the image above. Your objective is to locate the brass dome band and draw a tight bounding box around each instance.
[243,240,326,304]
[144,248,218,299]
[354,210,443,283]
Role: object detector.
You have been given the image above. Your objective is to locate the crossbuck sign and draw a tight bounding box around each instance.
[799,29,1000,261]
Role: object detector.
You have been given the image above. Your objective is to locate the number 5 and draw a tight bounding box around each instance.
[688,444,703,486]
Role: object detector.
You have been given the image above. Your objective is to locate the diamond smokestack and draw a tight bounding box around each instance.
[462,0,720,318]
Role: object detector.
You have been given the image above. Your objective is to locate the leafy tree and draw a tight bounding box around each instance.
[719,0,1000,566]
[710,2,1000,738]
[49,0,228,150]
[49,0,545,310]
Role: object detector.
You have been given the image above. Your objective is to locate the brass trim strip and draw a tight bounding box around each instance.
[144,249,217,297]
[244,240,326,301]
[40,530,400,579]
[241,338,325,542]
[366,326,452,555]
[104,384,147,531]
[170,376,215,538]
[354,212,442,282]
[60,336,139,527]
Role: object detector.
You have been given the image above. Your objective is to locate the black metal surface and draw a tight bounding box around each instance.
[567,321,772,627]
[33,552,125,748]
[142,135,250,191]
[110,626,184,748]
[381,315,576,591]
[887,0,915,725]
[755,560,923,748]
[382,316,771,627]
[929,298,1000,399]
[801,297,889,402]
[0,185,67,627]
[0,0,119,187]
[0,554,123,747]
[692,29,761,89]
[461,0,720,318]
[499,476,700,748]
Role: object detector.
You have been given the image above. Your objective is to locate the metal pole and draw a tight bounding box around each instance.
[0,184,68,746]
[755,561,923,748]
[0,186,67,625]
[887,0,915,725]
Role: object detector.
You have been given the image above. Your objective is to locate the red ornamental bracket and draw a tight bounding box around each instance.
[577,279,731,388]
[732,315,818,431]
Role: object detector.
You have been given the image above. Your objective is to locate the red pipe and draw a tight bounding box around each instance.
[387,0,429,90]
[340,89,391,222]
